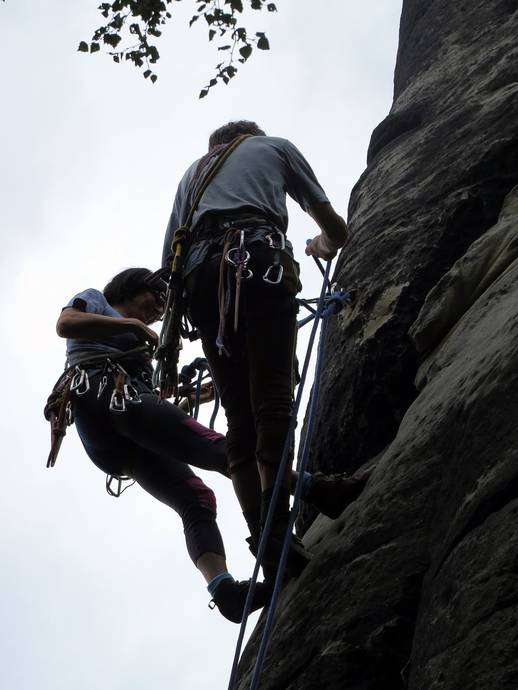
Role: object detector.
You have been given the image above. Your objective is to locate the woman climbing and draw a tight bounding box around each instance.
[50,266,369,619]
[52,266,272,623]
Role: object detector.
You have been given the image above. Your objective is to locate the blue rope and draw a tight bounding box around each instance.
[227,260,339,690]
[248,263,337,690]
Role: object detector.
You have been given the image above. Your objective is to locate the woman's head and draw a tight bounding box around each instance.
[103,268,165,324]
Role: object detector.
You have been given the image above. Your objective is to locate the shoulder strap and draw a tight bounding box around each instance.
[184,133,251,229]
[168,133,252,275]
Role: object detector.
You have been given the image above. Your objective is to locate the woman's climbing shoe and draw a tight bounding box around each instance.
[304,468,372,519]
[209,578,273,623]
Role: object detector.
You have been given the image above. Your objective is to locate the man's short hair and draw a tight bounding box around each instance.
[208,120,266,150]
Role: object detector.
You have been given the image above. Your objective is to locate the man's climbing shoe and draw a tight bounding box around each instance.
[263,531,313,581]
[209,578,272,623]
[304,469,372,520]
[247,532,313,583]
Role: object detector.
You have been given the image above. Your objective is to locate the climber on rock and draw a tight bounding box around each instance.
[50,267,273,623]
[162,121,370,581]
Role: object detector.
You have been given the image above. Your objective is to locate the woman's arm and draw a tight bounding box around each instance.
[56,308,158,346]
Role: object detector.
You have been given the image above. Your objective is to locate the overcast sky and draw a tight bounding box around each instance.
[1,2,402,689]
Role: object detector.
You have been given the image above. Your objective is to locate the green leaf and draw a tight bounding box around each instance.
[199,88,209,98]
[189,14,199,26]
[150,74,158,84]
[143,69,152,79]
[239,44,252,59]
[90,42,101,53]
[77,41,89,53]
[256,34,269,50]
[218,45,231,50]
[103,33,122,48]
[267,3,276,10]
[208,29,216,41]
[227,0,243,11]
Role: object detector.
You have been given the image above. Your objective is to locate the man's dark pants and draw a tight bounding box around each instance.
[186,241,300,535]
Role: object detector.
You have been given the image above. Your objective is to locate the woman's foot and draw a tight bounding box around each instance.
[209,578,272,623]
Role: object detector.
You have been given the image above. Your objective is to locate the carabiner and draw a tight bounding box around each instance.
[225,246,251,268]
[97,375,108,399]
[70,367,90,396]
[265,230,286,250]
[109,389,126,413]
[263,264,284,285]
[123,383,141,404]
[65,400,74,425]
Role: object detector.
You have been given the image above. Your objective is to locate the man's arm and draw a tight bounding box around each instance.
[305,202,347,260]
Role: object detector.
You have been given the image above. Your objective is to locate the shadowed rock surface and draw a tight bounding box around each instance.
[236,2,518,688]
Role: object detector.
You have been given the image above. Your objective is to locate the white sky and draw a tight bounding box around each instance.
[0,2,402,689]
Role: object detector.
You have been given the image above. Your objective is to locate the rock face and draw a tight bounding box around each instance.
[236,2,518,688]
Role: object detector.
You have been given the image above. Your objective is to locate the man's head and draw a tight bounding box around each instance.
[208,120,266,150]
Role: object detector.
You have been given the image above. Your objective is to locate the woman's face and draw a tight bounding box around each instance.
[126,290,164,325]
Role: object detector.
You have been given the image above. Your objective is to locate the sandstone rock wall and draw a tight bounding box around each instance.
[236,2,518,688]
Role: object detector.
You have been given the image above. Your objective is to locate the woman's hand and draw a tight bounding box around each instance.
[124,318,159,348]
[196,382,215,405]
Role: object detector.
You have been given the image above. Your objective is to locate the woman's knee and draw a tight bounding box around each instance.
[183,476,218,514]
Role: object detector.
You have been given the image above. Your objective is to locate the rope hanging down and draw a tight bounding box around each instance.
[227,258,350,690]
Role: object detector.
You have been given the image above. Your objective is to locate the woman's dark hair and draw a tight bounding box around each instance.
[103,268,153,306]
[208,120,266,150]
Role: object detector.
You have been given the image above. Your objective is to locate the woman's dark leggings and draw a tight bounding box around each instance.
[74,373,228,564]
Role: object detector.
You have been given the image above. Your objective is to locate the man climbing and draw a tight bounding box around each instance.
[162,121,368,580]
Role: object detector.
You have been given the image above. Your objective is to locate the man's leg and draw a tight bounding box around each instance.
[186,257,264,542]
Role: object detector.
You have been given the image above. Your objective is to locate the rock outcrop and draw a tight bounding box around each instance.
[236,2,518,688]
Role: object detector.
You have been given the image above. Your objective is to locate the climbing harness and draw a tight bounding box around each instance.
[154,134,252,399]
[227,255,352,690]
[43,345,151,468]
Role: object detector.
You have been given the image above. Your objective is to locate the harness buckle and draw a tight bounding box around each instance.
[263,264,284,285]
